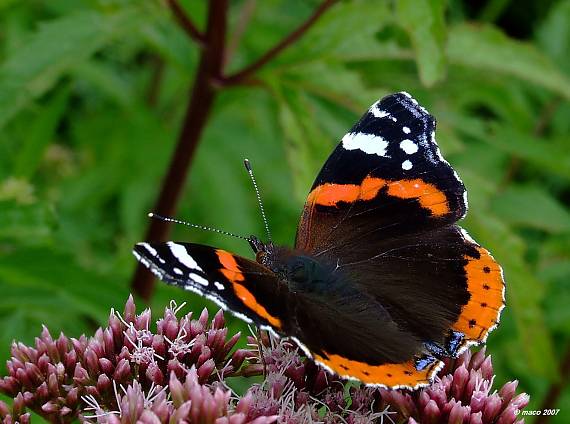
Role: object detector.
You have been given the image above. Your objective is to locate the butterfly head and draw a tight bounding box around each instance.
[248,235,275,267]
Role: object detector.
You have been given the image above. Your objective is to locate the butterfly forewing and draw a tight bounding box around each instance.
[133,242,287,330]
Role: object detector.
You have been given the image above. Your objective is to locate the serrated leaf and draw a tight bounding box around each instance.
[447,23,570,99]
[270,0,391,67]
[279,62,381,113]
[491,185,570,233]
[0,8,142,129]
[396,0,447,86]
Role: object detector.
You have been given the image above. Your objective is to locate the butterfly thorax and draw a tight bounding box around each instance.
[251,237,353,297]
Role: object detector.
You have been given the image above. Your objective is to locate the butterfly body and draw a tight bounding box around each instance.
[134,92,505,389]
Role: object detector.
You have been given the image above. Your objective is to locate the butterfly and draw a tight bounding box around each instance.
[133,92,505,389]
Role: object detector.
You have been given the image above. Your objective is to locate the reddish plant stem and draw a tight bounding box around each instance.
[131,0,228,301]
[167,0,205,45]
[131,0,337,300]
[222,0,337,85]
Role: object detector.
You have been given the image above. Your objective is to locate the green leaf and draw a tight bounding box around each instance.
[272,0,391,66]
[447,23,570,99]
[70,60,135,110]
[487,124,570,181]
[396,0,447,86]
[466,212,558,379]
[0,8,141,130]
[536,0,570,74]
[448,114,570,182]
[490,185,570,233]
[13,86,70,178]
[279,62,382,114]
[274,87,332,201]
[0,200,55,244]
[0,247,127,322]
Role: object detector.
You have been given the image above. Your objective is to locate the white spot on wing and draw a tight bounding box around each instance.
[173,267,183,275]
[400,139,418,154]
[369,102,397,121]
[372,108,389,118]
[133,250,165,279]
[342,132,389,157]
[190,273,209,287]
[403,126,411,134]
[140,243,158,257]
[214,281,225,291]
[167,242,203,271]
[402,160,413,170]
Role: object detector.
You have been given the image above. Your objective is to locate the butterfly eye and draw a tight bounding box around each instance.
[289,261,310,284]
[256,251,269,266]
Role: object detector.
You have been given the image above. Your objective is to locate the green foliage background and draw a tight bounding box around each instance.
[1,0,569,421]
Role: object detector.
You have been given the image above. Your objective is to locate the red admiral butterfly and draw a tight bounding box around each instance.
[133,92,505,389]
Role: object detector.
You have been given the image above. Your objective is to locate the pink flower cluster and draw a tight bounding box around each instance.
[381,347,529,423]
[0,296,271,423]
[0,296,529,423]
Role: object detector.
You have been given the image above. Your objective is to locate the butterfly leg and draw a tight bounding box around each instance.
[414,354,438,371]
[444,330,466,357]
[424,330,466,360]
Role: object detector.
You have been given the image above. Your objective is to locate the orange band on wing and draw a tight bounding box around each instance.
[307,175,449,216]
[216,250,245,282]
[216,250,282,329]
[386,179,449,216]
[452,246,505,341]
[307,176,386,207]
[314,352,440,388]
[233,283,282,329]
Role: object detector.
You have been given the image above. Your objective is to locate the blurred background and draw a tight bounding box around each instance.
[0,0,569,421]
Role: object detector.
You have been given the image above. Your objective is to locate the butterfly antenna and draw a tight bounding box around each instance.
[244,159,272,242]
[148,213,251,242]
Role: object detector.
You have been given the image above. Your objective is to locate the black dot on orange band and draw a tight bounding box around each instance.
[483,284,490,290]
[363,371,370,376]
[386,373,393,377]
[404,371,413,376]
[481,302,487,307]
[340,364,348,370]
[469,319,477,328]
[483,266,491,273]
